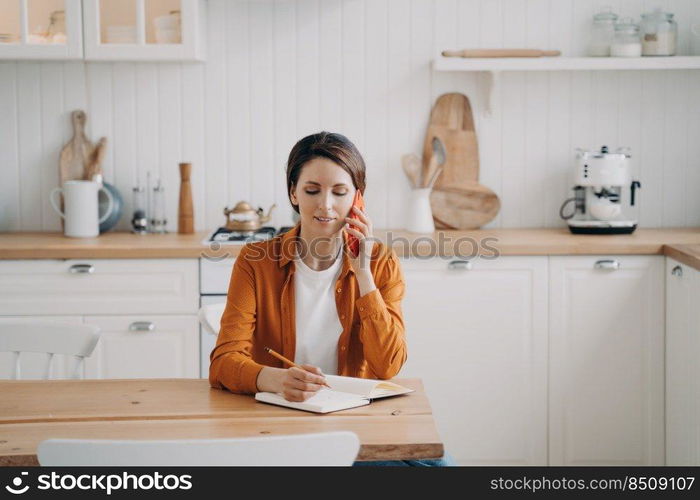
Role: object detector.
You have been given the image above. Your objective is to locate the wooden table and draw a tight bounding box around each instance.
[0,378,443,466]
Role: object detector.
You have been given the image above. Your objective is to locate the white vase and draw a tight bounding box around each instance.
[405,188,435,234]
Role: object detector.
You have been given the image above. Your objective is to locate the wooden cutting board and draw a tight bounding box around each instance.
[421,93,500,229]
[59,110,93,185]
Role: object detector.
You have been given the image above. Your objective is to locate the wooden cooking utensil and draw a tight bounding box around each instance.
[59,110,93,185]
[421,93,500,229]
[426,166,444,190]
[84,137,107,181]
[442,48,561,58]
[401,153,422,189]
[423,137,446,188]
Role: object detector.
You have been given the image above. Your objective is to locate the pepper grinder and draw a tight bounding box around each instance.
[178,162,194,234]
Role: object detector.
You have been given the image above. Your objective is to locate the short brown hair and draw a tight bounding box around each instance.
[286,132,366,213]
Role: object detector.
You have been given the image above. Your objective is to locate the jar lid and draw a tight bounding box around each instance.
[593,8,618,22]
[642,8,674,20]
[614,18,640,33]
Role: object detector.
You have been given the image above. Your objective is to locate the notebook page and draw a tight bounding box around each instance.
[255,389,369,414]
[324,375,380,397]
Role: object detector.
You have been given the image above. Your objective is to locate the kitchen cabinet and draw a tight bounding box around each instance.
[83,0,206,61]
[0,316,85,379]
[0,259,199,315]
[665,258,700,465]
[0,0,205,61]
[0,0,83,60]
[549,255,665,465]
[398,256,548,466]
[83,315,198,379]
[0,258,199,380]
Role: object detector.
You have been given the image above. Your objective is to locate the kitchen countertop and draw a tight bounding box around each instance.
[663,244,700,272]
[1,228,700,270]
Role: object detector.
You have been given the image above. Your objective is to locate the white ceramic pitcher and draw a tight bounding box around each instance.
[405,187,435,234]
[50,180,114,238]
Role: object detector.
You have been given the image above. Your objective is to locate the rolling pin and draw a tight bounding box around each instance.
[442,49,561,58]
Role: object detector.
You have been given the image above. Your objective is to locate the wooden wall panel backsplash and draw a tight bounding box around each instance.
[1,0,700,233]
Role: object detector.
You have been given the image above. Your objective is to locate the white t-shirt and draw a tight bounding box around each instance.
[293,249,344,375]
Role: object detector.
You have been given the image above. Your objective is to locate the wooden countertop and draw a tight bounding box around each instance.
[664,244,700,271]
[1,229,700,269]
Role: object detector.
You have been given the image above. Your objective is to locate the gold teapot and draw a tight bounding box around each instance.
[223,201,276,232]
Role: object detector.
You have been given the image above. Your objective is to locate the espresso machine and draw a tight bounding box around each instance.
[559,146,641,234]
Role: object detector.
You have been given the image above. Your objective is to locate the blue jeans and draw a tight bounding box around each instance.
[353,452,456,467]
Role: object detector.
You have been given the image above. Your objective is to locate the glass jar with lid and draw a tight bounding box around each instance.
[47,10,66,44]
[611,18,642,57]
[641,9,677,56]
[589,7,618,56]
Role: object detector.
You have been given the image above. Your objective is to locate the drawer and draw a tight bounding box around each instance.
[0,259,198,315]
[83,315,199,379]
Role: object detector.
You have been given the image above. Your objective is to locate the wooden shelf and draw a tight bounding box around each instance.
[433,55,700,116]
[433,55,700,72]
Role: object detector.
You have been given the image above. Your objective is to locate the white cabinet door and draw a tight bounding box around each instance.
[0,0,83,60]
[0,259,198,315]
[0,316,85,379]
[82,0,206,61]
[666,258,700,465]
[399,256,548,466]
[549,255,664,465]
[83,315,198,379]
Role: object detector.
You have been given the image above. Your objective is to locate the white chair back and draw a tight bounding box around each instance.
[197,303,226,336]
[0,321,100,379]
[38,432,360,466]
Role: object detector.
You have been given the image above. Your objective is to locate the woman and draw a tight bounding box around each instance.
[209,132,452,466]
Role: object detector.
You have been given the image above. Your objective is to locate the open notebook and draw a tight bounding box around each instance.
[254,375,414,414]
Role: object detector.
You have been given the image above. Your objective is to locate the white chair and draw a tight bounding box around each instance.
[37,431,361,466]
[197,303,226,336]
[0,321,100,380]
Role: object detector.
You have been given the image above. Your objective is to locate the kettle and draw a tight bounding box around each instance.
[223,201,276,232]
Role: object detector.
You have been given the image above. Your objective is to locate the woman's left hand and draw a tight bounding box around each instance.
[344,206,376,294]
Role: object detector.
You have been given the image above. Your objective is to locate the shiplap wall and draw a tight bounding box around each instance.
[1,0,700,233]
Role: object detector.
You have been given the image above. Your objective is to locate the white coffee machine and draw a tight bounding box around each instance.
[559,146,641,234]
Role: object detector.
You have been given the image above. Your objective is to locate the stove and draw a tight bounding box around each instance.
[204,226,294,245]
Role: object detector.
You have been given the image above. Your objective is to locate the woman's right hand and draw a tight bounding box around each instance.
[280,365,327,402]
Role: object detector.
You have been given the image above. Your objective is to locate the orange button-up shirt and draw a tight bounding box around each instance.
[209,223,407,394]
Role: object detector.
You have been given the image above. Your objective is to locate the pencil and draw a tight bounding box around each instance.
[264,347,332,389]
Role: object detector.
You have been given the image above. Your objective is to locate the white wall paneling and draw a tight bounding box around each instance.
[1,0,700,232]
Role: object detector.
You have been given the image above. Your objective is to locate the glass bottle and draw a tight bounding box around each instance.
[131,186,148,233]
[150,179,167,233]
[611,18,642,57]
[589,7,618,56]
[641,9,677,56]
[47,10,66,44]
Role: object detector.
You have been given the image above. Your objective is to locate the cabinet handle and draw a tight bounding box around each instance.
[594,259,620,270]
[447,259,472,271]
[129,321,155,332]
[671,265,683,277]
[68,264,94,274]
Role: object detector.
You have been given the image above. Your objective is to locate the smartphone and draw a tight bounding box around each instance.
[344,190,365,258]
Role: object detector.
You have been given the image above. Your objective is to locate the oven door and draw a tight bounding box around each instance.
[200,295,226,378]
